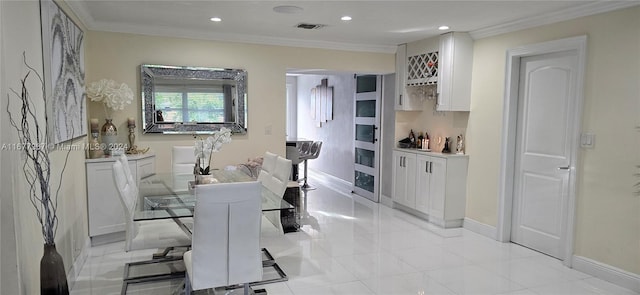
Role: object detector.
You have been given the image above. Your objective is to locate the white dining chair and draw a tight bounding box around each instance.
[172,146,196,175]
[112,160,190,252]
[184,181,263,295]
[258,155,292,233]
[260,151,278,175]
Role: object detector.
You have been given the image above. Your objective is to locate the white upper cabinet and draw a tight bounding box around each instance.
[436,32,474,111]
[395,44,422,111]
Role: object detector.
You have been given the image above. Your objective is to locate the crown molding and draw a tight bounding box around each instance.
[63,1,396,54]
[470,1,640,40]
[65,0,95,30]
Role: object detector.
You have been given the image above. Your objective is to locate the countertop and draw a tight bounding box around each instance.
[394,147,468,158]
[85,152,155,163]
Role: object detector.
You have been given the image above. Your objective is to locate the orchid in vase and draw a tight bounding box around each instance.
[194,127,232,175]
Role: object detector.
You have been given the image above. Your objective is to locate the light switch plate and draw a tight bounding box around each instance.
[580,133,595,148]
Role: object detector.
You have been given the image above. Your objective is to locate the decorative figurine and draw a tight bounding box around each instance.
[442,137,451,153]
[456,134,464,155]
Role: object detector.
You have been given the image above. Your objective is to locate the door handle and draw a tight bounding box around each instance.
[425,161,429,173]
[372,125,378,144]
[558,166,571,171]
[400,156,404,168]
[399,94,403,106]
[430,161,433,173]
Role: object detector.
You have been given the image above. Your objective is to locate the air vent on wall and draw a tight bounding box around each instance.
[296,23,326,30]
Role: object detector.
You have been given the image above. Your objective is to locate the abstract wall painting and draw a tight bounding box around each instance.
[40,0,86,144]
[309,78,333,128]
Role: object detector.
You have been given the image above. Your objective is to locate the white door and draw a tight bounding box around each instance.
[511,50,579,259]
[353,75,381,202]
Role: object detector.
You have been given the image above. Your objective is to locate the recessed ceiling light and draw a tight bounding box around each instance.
[210,17,222,22]
[341,16,352,21]
[273,5,303,14]
[438,25,450,30]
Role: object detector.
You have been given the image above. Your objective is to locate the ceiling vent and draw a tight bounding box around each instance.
[296,23,326,30]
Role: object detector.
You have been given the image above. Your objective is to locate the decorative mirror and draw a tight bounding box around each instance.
[141,64,247,134]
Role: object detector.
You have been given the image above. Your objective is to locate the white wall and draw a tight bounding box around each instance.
[86,31,394,173]
[1,1,89,293]
[296,74,356,182]
[286,76,298,139]
[380,74,396,198]
[462,7,639,275]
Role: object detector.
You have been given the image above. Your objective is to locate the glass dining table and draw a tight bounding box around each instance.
[122,170,291,294]
[135,170,294,223]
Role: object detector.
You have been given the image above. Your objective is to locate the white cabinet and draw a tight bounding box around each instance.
[86,154,156,244]
[437,32,474,111]
[392,150,416,207]
[415,155,432,214]
[395,44,422,111]
[393,149,468,228]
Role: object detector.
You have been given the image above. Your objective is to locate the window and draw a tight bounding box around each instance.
[155,84,227,123]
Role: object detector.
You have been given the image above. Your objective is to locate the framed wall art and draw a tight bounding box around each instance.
[40,0,86,144]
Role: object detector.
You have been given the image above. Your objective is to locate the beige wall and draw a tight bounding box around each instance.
[464,7,640,274]
[86,31,394,173]
[1,1,89,293]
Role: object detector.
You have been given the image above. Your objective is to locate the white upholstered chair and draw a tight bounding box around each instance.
[184,182,263,294]
[172,146,196,175]
[257,154,292,233]
[112,157,190,252]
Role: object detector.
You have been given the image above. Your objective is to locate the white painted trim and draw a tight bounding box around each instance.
[497,36,587,267]
[470,2,640,39]
[307,168,353,197]
[573,255,640,293]
[463,218,498,240]
[66,237,91,291]
[380,194,394,208]
[64,0,397,54]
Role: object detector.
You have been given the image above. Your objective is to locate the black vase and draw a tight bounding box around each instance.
[41,244,69,295]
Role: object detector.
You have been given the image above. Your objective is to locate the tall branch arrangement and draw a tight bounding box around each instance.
[6,55,73,245]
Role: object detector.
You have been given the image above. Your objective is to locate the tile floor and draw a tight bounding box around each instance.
[71,177,639,295]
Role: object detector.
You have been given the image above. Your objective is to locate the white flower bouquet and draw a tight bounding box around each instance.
[87,79,134,118]
[194,127,232,175]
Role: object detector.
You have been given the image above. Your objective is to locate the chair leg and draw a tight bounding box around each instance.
[300,160,316,191]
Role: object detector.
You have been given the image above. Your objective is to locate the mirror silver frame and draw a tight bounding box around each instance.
[141,64,247,134]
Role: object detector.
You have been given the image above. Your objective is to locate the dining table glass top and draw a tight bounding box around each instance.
[134,170,293,221]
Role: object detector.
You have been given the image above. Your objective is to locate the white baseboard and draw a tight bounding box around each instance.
[463,217,498,240]
[67,237,90,290]
[307,168,352,197]
[572,255,640,293]
[380,194,394,208]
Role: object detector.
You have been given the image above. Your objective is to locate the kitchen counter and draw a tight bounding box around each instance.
[394,147,468,158]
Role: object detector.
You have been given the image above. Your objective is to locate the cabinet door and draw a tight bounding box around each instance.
[404,153,417,207]
[395,45,422,111]
[415,155,431,214]
[137,156,156,180]
[87,162,126,236]
[395,44,407,110]
[392,152,408,206]
[437,32,473,111]
[428,157,447,219]
[437,33,453,111]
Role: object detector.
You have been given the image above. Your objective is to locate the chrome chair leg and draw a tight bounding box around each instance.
[300,160,316,191]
